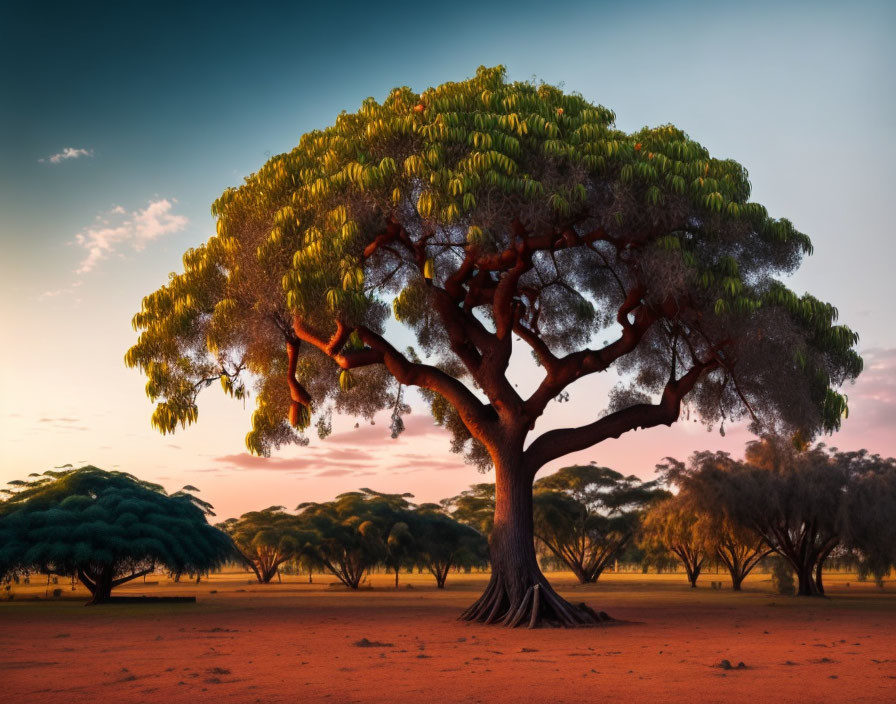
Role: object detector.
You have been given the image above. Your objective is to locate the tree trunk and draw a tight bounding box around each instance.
[394,568,399,588]
[796,563,820,596]
[814,558,825,596]
[731,573,744,591]
[83,566,114,605]
[459,454,608,628]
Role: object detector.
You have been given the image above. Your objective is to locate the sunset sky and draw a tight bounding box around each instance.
[2,0,894,520]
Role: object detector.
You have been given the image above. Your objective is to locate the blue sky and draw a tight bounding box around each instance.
[1,0,894,518]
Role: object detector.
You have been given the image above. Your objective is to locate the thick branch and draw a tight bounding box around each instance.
[110,567,153,588]
[524,359,718,470]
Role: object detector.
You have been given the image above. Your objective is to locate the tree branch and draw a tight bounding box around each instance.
[524,358,718,471]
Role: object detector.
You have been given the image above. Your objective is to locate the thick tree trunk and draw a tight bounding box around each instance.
[796,563,821,596]
[815,558,825,596]
[82,566,114,605]
[460,455,608,628]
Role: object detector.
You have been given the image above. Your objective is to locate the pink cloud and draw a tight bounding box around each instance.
[212,453,318,471]
[325,413,447,445]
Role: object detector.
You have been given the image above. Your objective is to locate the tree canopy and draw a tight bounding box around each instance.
[125,64,862,627]
[0,467,233,603]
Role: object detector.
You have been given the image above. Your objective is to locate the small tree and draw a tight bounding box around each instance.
[841,450,896,586]
[409,505,488,588]
[384,520,414,587]
[297,489,411,589]
[532,465,660,583]
[639,496,710,588]
[658,455,771,590]
[219,507,305,583]
[0,467,233,604]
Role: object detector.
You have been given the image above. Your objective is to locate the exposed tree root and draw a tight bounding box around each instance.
[459,573,610,628]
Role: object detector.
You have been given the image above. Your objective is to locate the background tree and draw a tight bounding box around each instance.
[705,439,847,596]
[219,507,305,583]
[532,465,661,583]
[297,489,410,589]
[409,505,488,588]
[383,519,413,587]
[839,451,896,587]
[0,467,233,604]
[442,483,496,538]
[658,455,771,590]
[125,65,861,626]
[639,496,711,588]
[671,439,896,596]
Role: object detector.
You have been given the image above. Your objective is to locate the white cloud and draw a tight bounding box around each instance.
[40,147,93,164]
[74,199,188,273]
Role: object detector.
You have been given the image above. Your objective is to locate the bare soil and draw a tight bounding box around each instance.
[2,570,894,703]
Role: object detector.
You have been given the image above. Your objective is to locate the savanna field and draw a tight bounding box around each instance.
[3,568,894,703]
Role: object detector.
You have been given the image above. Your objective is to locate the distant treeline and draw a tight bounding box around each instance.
[2,437,894,602]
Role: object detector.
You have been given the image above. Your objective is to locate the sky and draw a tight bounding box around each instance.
[1,0,895,520]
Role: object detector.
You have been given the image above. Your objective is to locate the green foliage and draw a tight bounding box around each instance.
[218,508,308,583]
[408,506,488,587]
[0,467,233,597]
[441,483,496,536]
[533,465,662,583]
[126,64,861,462]
[296,489,414,589]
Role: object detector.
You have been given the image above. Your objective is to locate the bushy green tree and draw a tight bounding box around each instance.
[0,467,233,604]
[297,489,411,589]
[533,465,660,584]
[442,483,496,537]
[844,452,896,585]
[218,507,306,583]
[409,506,488,588]
[126,65,861,626]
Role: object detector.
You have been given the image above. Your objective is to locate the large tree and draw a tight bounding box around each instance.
[0,467,233,604]
[125,65,861,626]
[533,465,660,584]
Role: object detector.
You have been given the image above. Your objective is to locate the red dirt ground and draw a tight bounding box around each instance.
[2,572,894,703]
